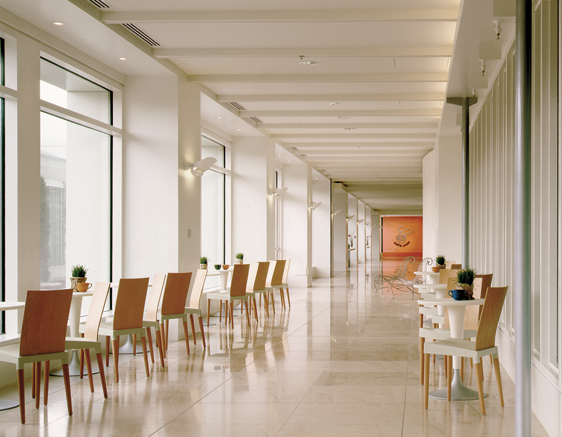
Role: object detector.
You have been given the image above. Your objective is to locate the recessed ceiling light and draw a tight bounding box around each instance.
[338,116,351,120]
[287,159,291,162]
[118,57,127,61]
[344,128,356,131]
[315,177,319,180]
[329,102,341,106]
[235,128,241,131]
[216,116,222,119]
[52,21,65,26]
[277,154,281,156]
[298,55,319,65]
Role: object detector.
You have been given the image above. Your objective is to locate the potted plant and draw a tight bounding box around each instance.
[433,255,445,272]
[456,268,477,299]
[200,256,208,270]
[70,264,88,291]
[235,253,244,264]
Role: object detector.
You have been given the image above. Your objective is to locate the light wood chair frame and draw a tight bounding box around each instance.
[206,264,251,328]
[185,269,208,347]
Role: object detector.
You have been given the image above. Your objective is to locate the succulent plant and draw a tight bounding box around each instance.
[71,264,88,278]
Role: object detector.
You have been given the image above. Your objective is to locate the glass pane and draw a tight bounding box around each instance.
[40,113,111,315]
[201,136,225,287]
[40,58,111,124]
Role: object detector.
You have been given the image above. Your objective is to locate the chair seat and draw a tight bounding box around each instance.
[65,337,102,354]
[0,343,69,369]
[185,307,202,316]
[206,291,247,302]
[98,322,146,339]
[419,306,438,316]
[419,328,477,341]
[424,337,498,361]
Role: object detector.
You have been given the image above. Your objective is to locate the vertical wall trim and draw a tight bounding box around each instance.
[462,98,469,268]
[514,0,532,435]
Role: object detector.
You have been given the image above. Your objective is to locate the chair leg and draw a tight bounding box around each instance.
[230,302,234,329]
[444,355,447,379]
[62,364,73,417]
[460,358,464,382]
[80,347,85,379]
[493,357,505,408]
[96,352,108,399]
[225,301,229,326]
[146,327,155,364]
[419,337,425,385]
[43,361,50,406]
[207,299,211,327]
[259,293,262,307]
[220,300,223,323]
[155,327,166,367]
[189,314,197,345]
[470,357,473,367]
[35,361,41,409]
[132,334,137,356]
[244,301,251,327]
[85,349,94,393]
[159,323,166,358]
[182,320,191,355]
[286,287,291,308]
[475,361,486,415]
[447,356,452,402]
[31,363,35,400]
[165,320,170,350]
[270,291,276,314]
[198,316,207,348]
[252,298,259,323]
[263,294,270,317]
[106,336,110,367]
[141,336,150,378]
[423,353,430,410]
[17,368,25,424]
[112,338,120,383]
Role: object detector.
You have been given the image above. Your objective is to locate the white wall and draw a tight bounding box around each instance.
[371,210,380,261]
[311,171,331,278]
[422,150,438,260]
[282,162,311,287]
[231,136,275,262]
[357,202,366,265]
[347,194,358,267]
[332,183,347,274]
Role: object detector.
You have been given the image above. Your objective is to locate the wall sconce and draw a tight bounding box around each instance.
[493,20,503,39]
[269,187,288,197]
[357,219,364,224]
[183,157,217,177]
[346,214,355,221]
[331,210,342,217]
[308,202,322,210]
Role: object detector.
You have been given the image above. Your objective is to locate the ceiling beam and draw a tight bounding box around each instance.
[102,9,458,24]
[260,122,438,129]
[272,133,436,139]
[153,47,452,58]
[189,74,448,83]
[219,93,445,103]
[289,142,434,148]
[245,109,441,117]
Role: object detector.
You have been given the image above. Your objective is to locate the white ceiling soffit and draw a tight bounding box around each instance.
[80,0,461,212]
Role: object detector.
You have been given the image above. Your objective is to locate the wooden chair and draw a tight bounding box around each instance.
[245,262,270,323]
[160,272,193,356]
[64,282,110,399]
[0,289,73,424]
[265,260,286,312]
[185,269,208,347]
[206,264,251,328]
[99,278,150,383]
[142,274,167,367]
[424,286,509,415]
[279,259,291,307]
[444,261,461,269]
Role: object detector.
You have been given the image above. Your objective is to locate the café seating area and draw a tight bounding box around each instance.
[0,259,549,435]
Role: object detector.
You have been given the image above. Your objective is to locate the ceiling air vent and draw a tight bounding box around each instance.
[250,117,263,124]
[228,102,245,111]
[121,23,160,47]
[89,0,111,8]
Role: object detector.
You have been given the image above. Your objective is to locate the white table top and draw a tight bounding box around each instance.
[413,283,447,290]
[207,268,232,276]
[0,302,25,311]
[417,298,484,306]
[414,271,440,276]
[73,290,94,297]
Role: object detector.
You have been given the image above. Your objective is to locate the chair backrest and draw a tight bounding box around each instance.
[246,263,259,293]
[449,263,462,269]
[281,259,291,283]
[84,282,111,341]
[161,272,192,315]
[439,269,460,285]
[187,269,207,309]
[474,286,508,350]
[265,260,276,287]
[145,274,166,322]
[475,273,493,319]
[230,264,250,297]
[113,278,150,330]
[464,278,482,330]
[444,261,458,269]
[20,289,73,356]
[247,262,269,293]
[446,276,457,290]
[270,259,286,287]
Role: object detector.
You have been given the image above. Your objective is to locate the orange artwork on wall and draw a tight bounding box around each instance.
[381,216,423,259]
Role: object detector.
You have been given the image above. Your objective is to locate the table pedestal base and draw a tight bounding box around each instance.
[50,350,100,377]
[429,369,487,401]
[0,399,19,411]
[115,335,144,354]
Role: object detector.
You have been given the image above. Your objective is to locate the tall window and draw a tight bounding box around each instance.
[0,37,5,334]
[39,59,112,311]
[200,135,225,266]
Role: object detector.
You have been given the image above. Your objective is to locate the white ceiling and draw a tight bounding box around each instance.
[0,0,472,214]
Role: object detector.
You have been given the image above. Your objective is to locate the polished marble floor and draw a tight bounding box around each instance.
[0,261,550,436]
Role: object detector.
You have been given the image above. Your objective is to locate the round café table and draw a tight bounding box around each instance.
[0,302,25,410]
[416,297,485,401]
